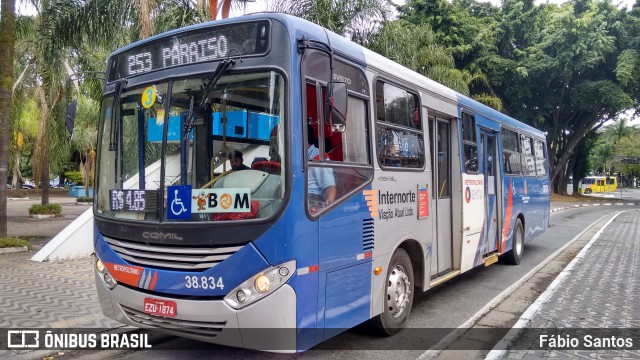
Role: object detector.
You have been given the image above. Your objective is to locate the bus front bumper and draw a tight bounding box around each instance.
[95,271,297,352]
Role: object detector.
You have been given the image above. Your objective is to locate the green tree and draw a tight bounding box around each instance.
[394,0,503,108]
[10,0,211,206]
[270,0,392,43]
[0,0,17,237]
[481,0,637,194]
[612,132,640,182]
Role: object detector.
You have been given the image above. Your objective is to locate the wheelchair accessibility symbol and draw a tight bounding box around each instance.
[167,185,192,220]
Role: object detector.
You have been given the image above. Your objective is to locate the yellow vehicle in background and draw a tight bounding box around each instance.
[579,176,618,194]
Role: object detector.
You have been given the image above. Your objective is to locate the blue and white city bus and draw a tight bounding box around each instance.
[92,13,550,351]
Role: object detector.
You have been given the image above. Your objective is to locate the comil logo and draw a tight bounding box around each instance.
[362,190,378,218]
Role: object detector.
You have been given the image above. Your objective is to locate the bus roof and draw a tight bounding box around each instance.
[109,13,545,139]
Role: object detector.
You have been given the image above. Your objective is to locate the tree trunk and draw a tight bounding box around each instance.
[0,0,17,238]
[549,117,600,193]
[12,150,22,188]
[209,0,218,18]
[221,0,231,19]
[41,148,49,205]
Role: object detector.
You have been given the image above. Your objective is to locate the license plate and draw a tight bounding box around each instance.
[143,298,177,318]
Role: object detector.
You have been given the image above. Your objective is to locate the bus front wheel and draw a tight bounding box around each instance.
[370,248,414,336]
[584,188,592,194]
[502,218,524,265]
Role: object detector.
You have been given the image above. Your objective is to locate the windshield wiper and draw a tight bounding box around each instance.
[109,79,127,152]
[109,79,127,184]
[184,59,235,140]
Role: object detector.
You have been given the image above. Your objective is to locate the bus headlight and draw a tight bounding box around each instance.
[224,260,295,309]
[95,258,116,289]
[103,273,117,288]
[254,275,270,293]
[96,259,105,273]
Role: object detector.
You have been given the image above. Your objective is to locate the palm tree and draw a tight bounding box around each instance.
[10,0,212,205]
[0,0,17,237]
[270,0,392,44]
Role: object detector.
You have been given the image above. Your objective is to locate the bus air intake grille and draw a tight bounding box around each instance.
[104,237,242,271]
[362,218,374,251]
[121,305,226,337]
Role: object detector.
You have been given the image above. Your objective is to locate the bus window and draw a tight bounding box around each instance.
[534,140,547,176]
[520,135,536,176]
[375,81,424,169]
[437,121,451,198]
[303,56,372,215]
[501,128,522,175]
[462,113,478,173]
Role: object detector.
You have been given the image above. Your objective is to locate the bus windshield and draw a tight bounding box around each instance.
[95,70,286,223]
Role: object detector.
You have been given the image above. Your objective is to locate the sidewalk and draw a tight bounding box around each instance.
[1,196,123,358]
[0,251,125,358]
[490,209,640,359]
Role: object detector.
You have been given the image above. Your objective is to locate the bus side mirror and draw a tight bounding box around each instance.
[65,99,77,136]
[325,81,347,132]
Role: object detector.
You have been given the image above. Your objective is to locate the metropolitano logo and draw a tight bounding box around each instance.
[7,330,40,348]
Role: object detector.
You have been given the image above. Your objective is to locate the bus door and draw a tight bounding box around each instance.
[480,129,500,255]
[430,117,452,276]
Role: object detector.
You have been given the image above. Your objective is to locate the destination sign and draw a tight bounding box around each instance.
[108,20,270,82]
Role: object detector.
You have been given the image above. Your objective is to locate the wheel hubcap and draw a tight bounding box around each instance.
[386,265,411,318]
[516,225,523,256]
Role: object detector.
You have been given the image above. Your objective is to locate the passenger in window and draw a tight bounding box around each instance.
[307,126,336,205]
[228,150,250,171]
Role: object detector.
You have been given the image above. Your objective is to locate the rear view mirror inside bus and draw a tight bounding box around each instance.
[325,81,347,132]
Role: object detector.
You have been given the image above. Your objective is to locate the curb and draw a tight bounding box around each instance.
[30,214,57,219]
[484,211,624,360]
[0,246,29,254]
[550,202,638,213]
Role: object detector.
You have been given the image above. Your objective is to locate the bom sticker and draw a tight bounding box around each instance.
[191,188,251,213]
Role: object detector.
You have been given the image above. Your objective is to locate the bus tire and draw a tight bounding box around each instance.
[503,218,524,265]
[584,188,592,194]
[370,248,414,336]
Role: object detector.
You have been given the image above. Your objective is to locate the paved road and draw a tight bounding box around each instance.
[79,205,637,360]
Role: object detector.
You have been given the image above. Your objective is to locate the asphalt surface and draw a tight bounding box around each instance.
[78,205,638,360]
[6,196,91,241]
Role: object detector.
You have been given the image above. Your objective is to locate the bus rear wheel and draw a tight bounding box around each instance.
[370,248,414,336]
[502,218,524,265]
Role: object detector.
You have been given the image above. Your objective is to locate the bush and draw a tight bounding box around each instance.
[0,237,33,250]
[29,204,62,215]
[76,196,93,203]
[65,171,83,185]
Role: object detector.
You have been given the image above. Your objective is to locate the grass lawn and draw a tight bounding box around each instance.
[0,236,33,250]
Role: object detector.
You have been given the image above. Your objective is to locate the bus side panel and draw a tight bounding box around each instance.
[317,192,374,341]
[500,176,521,254]
[460,173,486,272]
[323,262,371,340]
